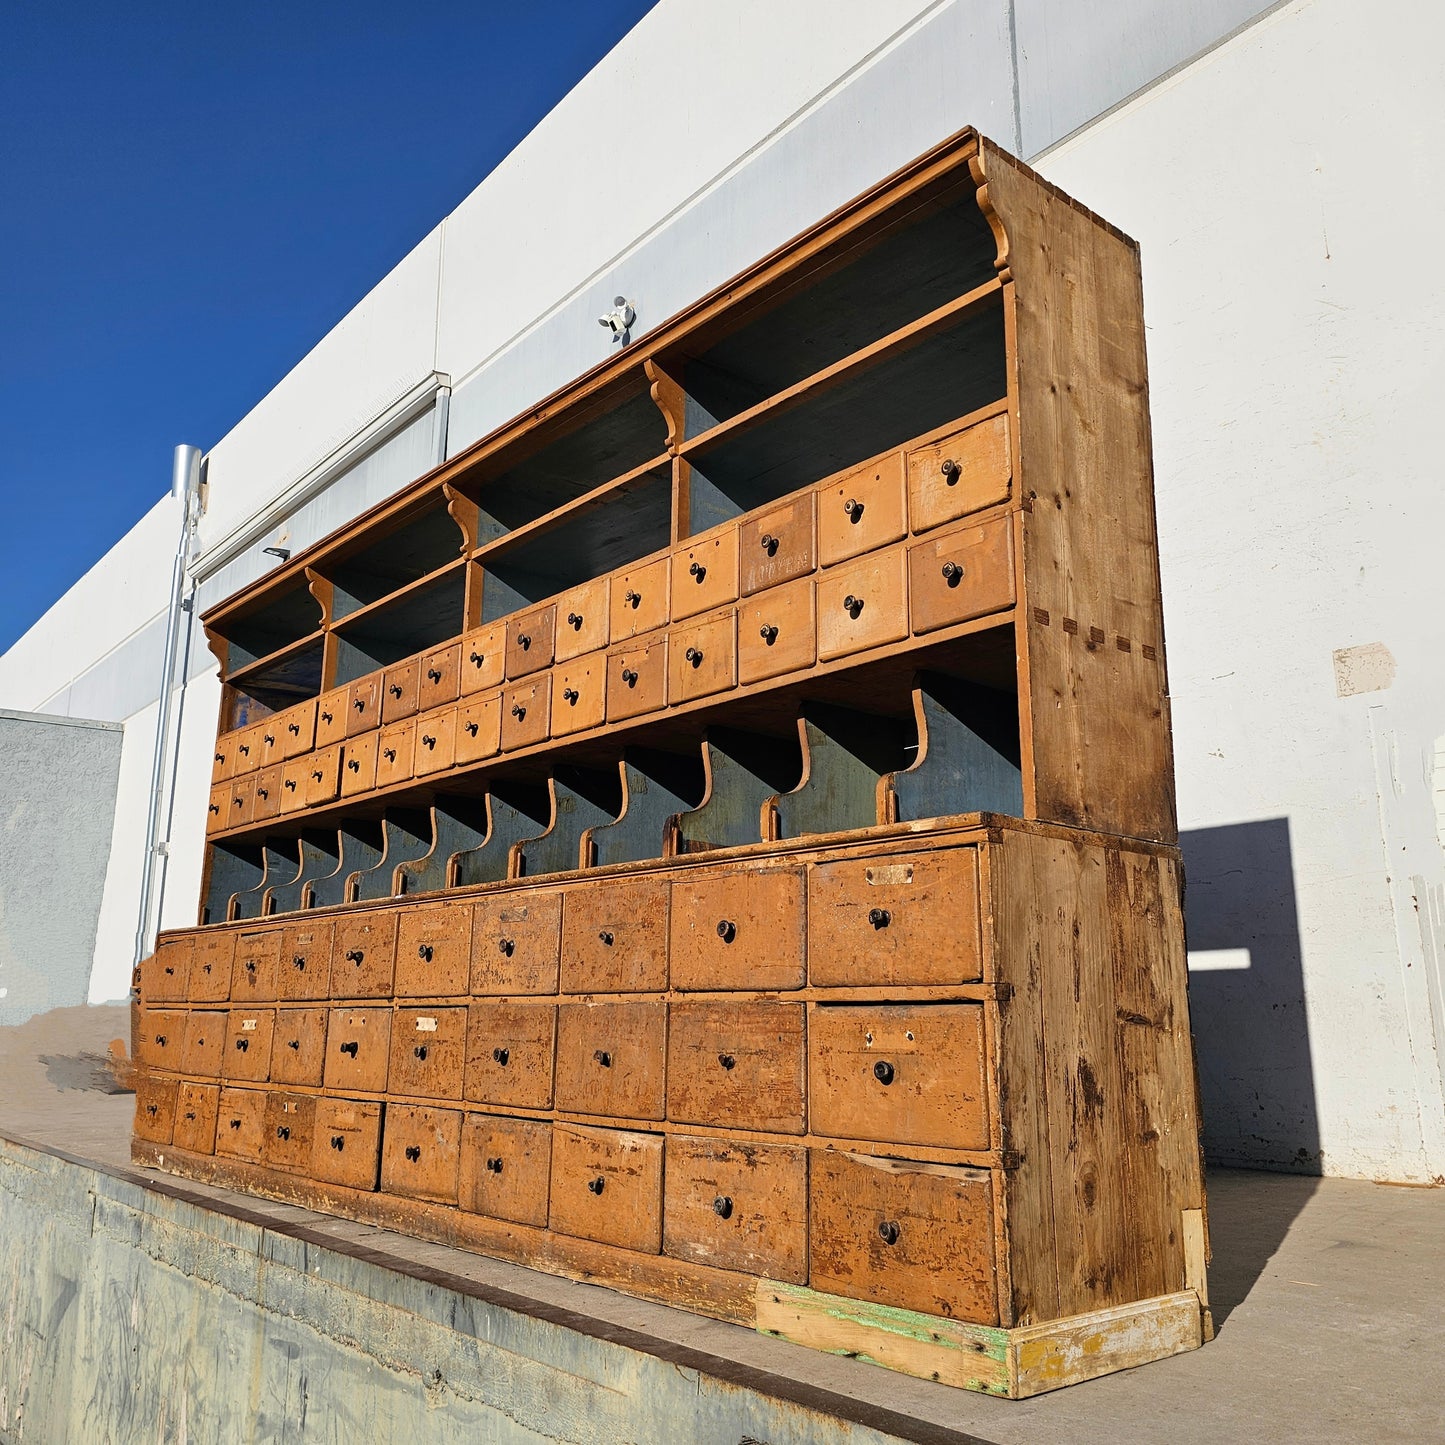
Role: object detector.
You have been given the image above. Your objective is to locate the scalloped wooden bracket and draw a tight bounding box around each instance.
[968,146,1013,285]
[644,358,686,454]
[303,566,334,630]
[442,481,481,555]
[202,625,229,672]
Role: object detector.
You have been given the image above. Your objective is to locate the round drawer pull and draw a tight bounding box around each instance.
[284,779,297,791]
[498,937,515,957]
[485,1156,503,1173]
[517,634,531,651]
[511,703,527,720]
[759,532,777,553]
[311,769,323,782]
[353,698,365,712]
[867,907,891,929]
[154,1034,167,1046]
[184,1111,196,1122]
[331,1136,345,1151]
[716,919,736,943]
[492,1047,510,1066]
[256,786,269,798]
[464,721,478,736]
[712,1195,733,1220]
[418,943,434,962]
[214,752,224,764]
[717,1053,736,1071]
[941,560,964,584]
[598,930,614,946]
[234,1038,248,1052]
[238,743,250,756]
[201,963,212,975]
[941,458,961,484]
[346,759,359,772]
[842,594,864,618]
[620,667,639,686]
[469,649,485,666]
[685,647,703,666]
[288,722,300,735]
[689,561,706,581]
[587,1176,605,1195]
[623,589,641,607]
[563,687,580,704]
[873,1060,896,1086]
[427,667,443,682]
[421,734,436,749]
[228,1118,242,1130]
[567,611,583,628]
[345,949,365,964]
[878,1219,902,1246]
[413,1045,428,1061]
[245,960,257,973]
[209,804,220,815]
[146,1104,158,1116]
[287,1039,300,1051]
[340,1041,359,1057]
[264,734,275,747]
[405,1145,422,1163]
[321,710,334,724]
[389,683,403,698]
[842,497,863,520]
[276,1126,290,1141]
[384,747,397,760]
[594,1049,612,1068]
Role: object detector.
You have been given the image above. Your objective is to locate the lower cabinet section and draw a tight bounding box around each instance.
[548,1123,663,1253]
[380,1104,462,1203]
[458,1113,552,1226]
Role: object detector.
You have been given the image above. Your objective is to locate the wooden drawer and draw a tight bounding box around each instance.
[279,918,333,1001]
[554,577,610,663]
[136,1008,187,1072]
[341,733,379,796]
[189,931,235,1002]
[232,722,265,775]
[251,765,283,821]
[206,784,227,834]
[740,492,815,596]
[377,719,416,787]
[133,1075,177,1145]
[669,866,805,990]
[465,1001,557,1109]
[316,687,349,748]
[907,410,1011,533]
[233,928,281,1003]
[279,757,310,814]
[347,674,382,736]
[672,524,739,621]
[808,849,982,986]
[211,735,237,785]
[506,603,556,679]
[279,698,317,758]
[382,658,420,723]
[738,576,816,685]
[142,936,192,1002]
[809,1152,997,1323]
[227,775,255,828]
[663,1136,807,1283]
[471,889,562,994]
[455,692,501,765]
[413,707,457,776]
[551,654,606,736]
[180,1009,226,1078]
[258,716,285,769]
[304,745,342,807]
[263,1092,317,1173]
[666,1001,806,1134]
[816,548,909,662]
[389,1006,468,1099]
[818,452,907,566]
[311,1097,383,1190]
[548,1124,663,1253]
[380,1104,462,1203]
[215,1086,267,1162]
[908,515,1015,635]
[668,609,737,704]
[331,912,398,998]
[560,877,669,993]
[501,676,551,752]
[420,641,462,711]
[395,901,473,997]
[222,1007,275,1082]
[610,557,670,641]
[555,1001,666,1120]
[173,1081,220,1155]
[459,1113,552,1226]
[460,622,507,693]
[270,1006,329,1088]
[323,1006,392,1093]
[606,630,667,722]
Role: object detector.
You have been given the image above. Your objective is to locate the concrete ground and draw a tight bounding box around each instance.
[2,1003,1441,1444]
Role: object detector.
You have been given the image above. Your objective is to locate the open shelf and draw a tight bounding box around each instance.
[224,636,327,712]
[215,576,323,673]
[332,568,468,683]
[325,497,467,621]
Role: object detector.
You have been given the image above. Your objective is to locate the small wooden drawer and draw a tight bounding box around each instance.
[818,452,907,566]
[214,1086,268,1162]
[381,658,421,723]
[211,736,236,784]
[380,1104,462,1203]
[304,744,343,807]
[554,1001,666,1120]
[323,1006,393,1093]
[331,912,398,998]
[908,515,1015,634]
[740,491,816,596]
[347,673,382,736]
[315,687,349,748]
[279,698,317,758]
[377,719,416,787]
[270,1006,329,1088]
[460,622,507,693]
[231,722,266,775]
[809,1151,998,1323]
[173,1082,220,1155]
[206,783,228,834]
[251,764,283,821]
[136,1008,187,1071]
[548,1124,663,1253]
[413,706,457,776]
[180,1009,226,1077]
[550,655,606,736]
[459,1113,552,1226]
[133,1075,177,1145]
[419,641,462,710]
[257,716,285,769]
[395,901,473,997]
[471,888,562,995]
[669,866,805,990]
[341,733,379,796]
[668,609,737,704]
[907,410,1011,533]
[672,524,739,621]
[606,630,667,722]
[666,1001,806,1134]
[279,757,310,814]
[464,1001,557,1109]
[506,603,557,679]
[554,577,610,663]
[278,919,333,1001]
[189,931,235,1003]
[142,936,192,1002]
[738,576,816,685]
[455,692,501,765]
[808,848,982,986]
[227,775,255,828]
[263,1092,317,1173]
[232,928,281,1003]
[663,1136,807,1283]
[815,548,909,662]
[222,1008,275,1082]
[389,1006,468,1100]
[560,877,669,993]
[311,1098,383,1190]
[500,676,551,752]
[610,556,670,641]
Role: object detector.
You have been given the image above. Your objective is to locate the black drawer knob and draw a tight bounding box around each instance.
[517,633,531,650]
[340,1041,359,1057]
[331,1135,345,1150]
[941,458,961,483]
[712,1195,733,1220]
[288,723,300,735]
[276,1126,290,1141]
[624,589,641,607]
[384,747,397,760]
[287,1039,300,1052]
[154,1034,166,1046]
[202,963,212,975]
[345,949,364,964]
[685,647,703,666]
[511,703,526,720]
[427,667,443,682]
[759,532,777,553]
[321,710,333,724]
[418,943,433,961]
[716,919,737,943]
[470,649,485,666]
[759,624,778,644]
[868,907,891,929]
[264,734,275,747]
[405,1145,421,1163]
[421,734,436,749]
[464,722,478,737]
[164,966,176,976]
[563,687,579,704]
[293,955,306,970]
[245,960,257,973]
[215,752,224,764]
[492,1047,509,1066]
[689,561,706,581]
[941,560,964,584]
[257,786,270,797]
[146,1104,158,1116]
[878,1219,901,1246]
[873,1059,896,1085]
[621,667,639,686]
[229,1118,241,1129]
[209,803,220,815]
[239,743,250,755]
[567,611,583,628]
[311,769,323,781]
[284,779,296,791]
[235,1038,248,1052]
[598,930,614,946]
[843,496,863,519]
[389,683,403,698]
[486,1156,503,1173]
[594,1049,612,1068]
[717,1053,736,1071]
[184,1111,196,1122]
[842,594,864,618]
[353,698,365,712]
[413,1045,428,1061]
[587,1176,605,1195]
[498,937,515,957]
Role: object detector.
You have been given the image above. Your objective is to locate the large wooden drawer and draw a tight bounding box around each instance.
[550,654,607,736]
[560,877,669,992]
[389,1006,468,1100]
[908,515,1015,634]
[263,1092,317,1173]
[470,889,562,995]
[672,524,739,621]
[816,548,909,662]
[906,410,1011,533]
[465,1001,557,1109]
[506,603,556,679]
[311,1097,383,1190]
[215,1086,267,1162]
[740,491,815,596]
[669,866,805,990]
[610,557,670,641]
[180,1009,226,1078]
[554,577,610,663]
[606,630,668,722]
[133,1075,177,1145]
[222,1008,275,1082]
[459,1114,552,1227]
[455,693,501,765]
[270,1006,329,1088]
[232,928,282,1003]
[554,1001,665,1120]
[395,901,473,997]
[548,1124,662,1253]
[380,1104,462,1203]
[818,453,907,566]
[331,912,398,998]
[413,706,457,777]
[173,1081,220,1155]
[501,676,551,752]
[738,576,816,685]
[142,936,192,1002]
[278,919,333,1001]
[460,622,507,693]
[666,1001,806,1134]
[323,1006,392,1093]
[136,1008,187,1071]
[189,931,235,1002]
[668,609,737,704]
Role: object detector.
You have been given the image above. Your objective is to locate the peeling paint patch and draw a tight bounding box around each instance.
[1333,642,1396,697]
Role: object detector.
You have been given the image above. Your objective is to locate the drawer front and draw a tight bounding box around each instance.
[669,867,805,990]
[548,1124,663,1253]
[382,658,421,723]
[324,1006,393,1092]
[311,1097,383,1190]
[606,631,668,722]
[263,1092,317,1173]
[740,492,816,596]
[232,929,281,1003]
[232,723,265,776]
[279,757,310,814]
[227,775,256,828]
[377,719,416,787]
[671,525,740,621]
[212,736,236,784]
[137,1008,188,1072]
[460,622,507,693]
[251,765,283,821]
[560,878,669,993]
[455,693,501,765]
[173,1081,220,1155]
[738,576,816,685]
[500,676,551,752]
[341,733,379,796]
[666,1001,806,1134]
[808,849,982,986]
[180,1009,226,1077]
[380,1104,462,1203]
[304,745,342,807]
[222,1008,275,1082]
[809,1151,998,1323]
[315,687,349,748]
[270,1006,329,1087]
[907,410,1011,533]
[388,1006,468,1100]
[908,515,1015,635]
[506,603,557,679]
[419,641,462,711]
[143,936,192,1002]
[413,707,457,776]
[663,1136,807,1282]
[279,920,333,1000]
[550,655,606,736]
[554,1001,666,1120]
[610,557,670,641]
[459,1114,552,1226]
[554,577,610,663]
[279,698,317,758]
[206,783,227,833]
[818,452,907,566]
[465,1001,557,1109]
[258,717,285,769]
[668,609,737,704]
[816,548,909,662]
[809,1004,989,1150]
[347,674,382,736]
[133,1075,178,1145]
[215,1086,268,1162]
[189,932,235,1002]
[471,889,562,995]
[331,912,398,998]
[395,901,473,997]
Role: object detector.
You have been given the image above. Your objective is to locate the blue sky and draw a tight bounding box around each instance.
[0,0,657,655]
